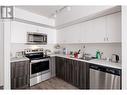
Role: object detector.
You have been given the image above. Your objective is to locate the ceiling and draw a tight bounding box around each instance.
[16,6,64,18]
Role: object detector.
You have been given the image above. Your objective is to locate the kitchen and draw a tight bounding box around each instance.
[0,6,122,89]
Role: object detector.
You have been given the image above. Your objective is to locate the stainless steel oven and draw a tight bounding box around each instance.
[24,48,51,86]
[30,58,50,78]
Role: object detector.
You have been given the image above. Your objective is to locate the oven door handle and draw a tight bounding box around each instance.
[31,58,49,63]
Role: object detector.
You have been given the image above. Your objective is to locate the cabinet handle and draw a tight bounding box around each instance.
[104,38,105,41]
[107,37,108,41]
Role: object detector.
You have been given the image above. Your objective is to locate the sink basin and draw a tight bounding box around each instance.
[79,57,93,61]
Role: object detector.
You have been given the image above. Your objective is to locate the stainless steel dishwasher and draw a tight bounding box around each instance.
[89,64,121,89]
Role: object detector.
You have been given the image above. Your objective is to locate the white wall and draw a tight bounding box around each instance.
[122,6,127,89]
[0,19,4,87]
[56,6,115,26]
[4,20,11,89]
[60,43,121,63]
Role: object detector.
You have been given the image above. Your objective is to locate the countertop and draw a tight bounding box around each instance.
[11,57,29,62]
[10,54,121,69]
[50,54,122,69]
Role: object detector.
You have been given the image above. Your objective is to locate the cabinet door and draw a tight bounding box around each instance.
[50,57,56,78]
[66,59,72,83]
[11,60,30,89]
[14,75,29,89]
[78,62,89,89]
[55,57,64,79]
[55,57,89,89]
[57,29,67,43]
[92,16,106,43]
[66,24,81,43]
[81,20,93,43]
[81,17,106,43]
[38,26,56,44]
[55,57,60,77]
[107,12,121,42]
[73,60,79,87]
[57,24,81,44]
[11,21,37,43]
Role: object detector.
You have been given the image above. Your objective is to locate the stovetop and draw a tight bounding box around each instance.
[26,56,50,60]
[25,52,50,60]
[24,48,50,60]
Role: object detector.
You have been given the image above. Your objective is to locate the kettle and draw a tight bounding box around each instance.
[111,54,119,63]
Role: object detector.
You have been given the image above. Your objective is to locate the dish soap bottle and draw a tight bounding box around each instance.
[96,50,101,59]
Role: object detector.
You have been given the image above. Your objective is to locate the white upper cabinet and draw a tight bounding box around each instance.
[81,16,106,43]
[11,21,37,43]
[92,16,106,43]
[57,29,65,43]
[37,26,56,44]
[66,24,81,43]
[106,12,121,42]
[81,20,93,43]
[57,12,121,44]
[11,21,56,44]
[57,27,70,43]
[57,24,81,43]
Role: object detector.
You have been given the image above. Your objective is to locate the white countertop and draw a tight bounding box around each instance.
[50,54,122,69]
[10,54,121,69]
[11,57,29,62]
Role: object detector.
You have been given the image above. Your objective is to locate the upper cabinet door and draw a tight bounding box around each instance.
[57,28,70,44]
[38,26,56,44]
[67,24,81,43]
[57,12,121,44]
[11,21,56,44]
[57,27,69,43]
[11,21,37,43]
[92,16,106,43]
[81,20,93,43]
[81,17,106,43]
[107,12,121,42]
[57,24,81,44]
[57,29,64,43]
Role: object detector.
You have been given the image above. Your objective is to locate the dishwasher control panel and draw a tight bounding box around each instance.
[89,64,121,76]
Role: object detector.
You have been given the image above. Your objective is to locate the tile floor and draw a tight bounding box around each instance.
[30,77,78,89]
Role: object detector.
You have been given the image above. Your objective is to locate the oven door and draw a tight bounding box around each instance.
[30,58,50,78]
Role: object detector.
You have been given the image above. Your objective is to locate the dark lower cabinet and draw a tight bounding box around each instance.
[11,60,30,89]
[55,57,66,79]
[55,57,89,89]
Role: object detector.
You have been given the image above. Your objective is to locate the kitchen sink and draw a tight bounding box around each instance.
[69,55,95,61]
[79,57,93,61]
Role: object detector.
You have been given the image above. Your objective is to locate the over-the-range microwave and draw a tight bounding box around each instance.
[27,32,47,44]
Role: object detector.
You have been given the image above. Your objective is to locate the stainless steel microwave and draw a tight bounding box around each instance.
[27,32,47,44]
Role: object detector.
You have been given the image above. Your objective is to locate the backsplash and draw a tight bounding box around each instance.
[11,43,121,63]
[11,43,56,58]
[60,43,121,63]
